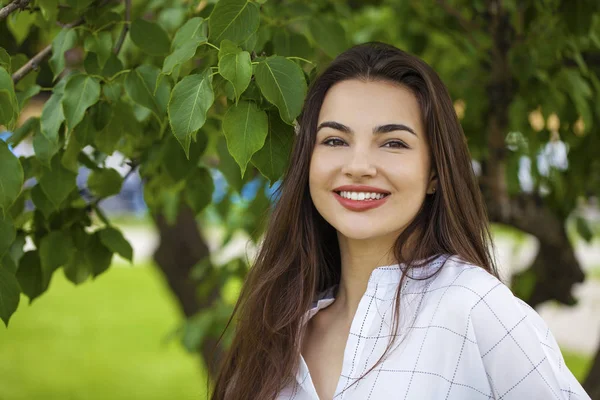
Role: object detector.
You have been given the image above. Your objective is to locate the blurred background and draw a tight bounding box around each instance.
[0,0,599,399]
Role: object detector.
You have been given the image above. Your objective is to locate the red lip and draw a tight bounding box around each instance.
[333,185,391,194]
[332,191,390,211]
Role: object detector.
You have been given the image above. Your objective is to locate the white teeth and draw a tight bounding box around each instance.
[338,191,387,201]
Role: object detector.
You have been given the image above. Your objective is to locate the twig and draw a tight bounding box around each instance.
[11,16,84,84]
[113,0,131,55]
[0,0,32,21]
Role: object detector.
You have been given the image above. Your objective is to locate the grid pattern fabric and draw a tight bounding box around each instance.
[276,254,591,400]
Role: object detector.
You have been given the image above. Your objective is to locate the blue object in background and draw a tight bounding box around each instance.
[0,130,15,152]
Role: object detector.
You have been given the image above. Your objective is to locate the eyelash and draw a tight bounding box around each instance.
[322,138,408,149]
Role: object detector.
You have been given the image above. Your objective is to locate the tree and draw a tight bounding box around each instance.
[0,0,598,394]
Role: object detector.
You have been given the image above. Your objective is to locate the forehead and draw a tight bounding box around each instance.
[317,79,423,133]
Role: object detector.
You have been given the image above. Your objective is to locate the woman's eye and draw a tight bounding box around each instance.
[323,138,346,147]
[383,140,408,149]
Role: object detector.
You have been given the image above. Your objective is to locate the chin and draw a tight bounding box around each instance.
[335,225,389,241]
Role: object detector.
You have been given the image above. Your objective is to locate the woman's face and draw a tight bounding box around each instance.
[309,79,437,242]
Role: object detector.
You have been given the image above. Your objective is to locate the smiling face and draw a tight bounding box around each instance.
[309,79,437,246]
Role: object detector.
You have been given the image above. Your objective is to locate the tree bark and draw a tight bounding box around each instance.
[152,203,225,378]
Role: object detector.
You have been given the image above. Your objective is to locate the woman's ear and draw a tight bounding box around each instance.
[427,170,438,195]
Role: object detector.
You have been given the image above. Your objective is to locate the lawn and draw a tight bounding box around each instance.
[0,263,208,400]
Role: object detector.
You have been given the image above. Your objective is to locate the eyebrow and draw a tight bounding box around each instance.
[316,121,417,136]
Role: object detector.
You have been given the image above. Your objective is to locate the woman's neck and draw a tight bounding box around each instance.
[333,232,399,319]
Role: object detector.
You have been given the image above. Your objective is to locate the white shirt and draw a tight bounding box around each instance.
[277,254,591,400]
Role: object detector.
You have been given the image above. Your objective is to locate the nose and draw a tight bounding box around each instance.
[341,148,377,179]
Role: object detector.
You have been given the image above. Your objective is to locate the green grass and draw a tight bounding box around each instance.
[0,263,208,400]
[562,349,594,383]
[588,265,600,281]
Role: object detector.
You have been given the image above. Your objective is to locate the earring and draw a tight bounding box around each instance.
[431,187,436,194]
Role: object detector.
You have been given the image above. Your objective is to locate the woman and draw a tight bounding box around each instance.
[210,42,590,399]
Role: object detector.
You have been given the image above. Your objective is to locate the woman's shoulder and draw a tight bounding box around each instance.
[409,254,511,318]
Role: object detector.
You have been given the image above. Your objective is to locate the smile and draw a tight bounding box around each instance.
[332,191,390,211]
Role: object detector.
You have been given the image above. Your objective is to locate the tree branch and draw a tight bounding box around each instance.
[11,16,84,84]
[0,0,31,21]
[113,0,131,55]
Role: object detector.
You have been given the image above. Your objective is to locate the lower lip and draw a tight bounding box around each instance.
[333,192,390,211]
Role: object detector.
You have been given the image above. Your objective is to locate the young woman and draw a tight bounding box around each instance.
[210,42,590,400]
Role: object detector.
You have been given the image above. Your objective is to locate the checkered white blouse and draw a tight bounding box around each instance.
[277,254,591,399]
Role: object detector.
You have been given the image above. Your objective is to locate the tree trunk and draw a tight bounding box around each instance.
[152,203,225,379]
[481,1,595,391]
[584,342,600,399]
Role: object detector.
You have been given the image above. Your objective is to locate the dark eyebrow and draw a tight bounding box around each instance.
[316,121,417,136]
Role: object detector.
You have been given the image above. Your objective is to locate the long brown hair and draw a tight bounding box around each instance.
[209,42,499,400]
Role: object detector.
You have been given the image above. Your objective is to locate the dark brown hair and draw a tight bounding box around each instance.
[210,42,499,400]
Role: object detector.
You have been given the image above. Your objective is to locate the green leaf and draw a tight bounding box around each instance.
[62,74,101,131]
[102,54,124,78]
[33,120,61,168]
[2,253,17,275]
[163,42,202,76]
[16,251,45,303]
[7,233,25,268]
[308,16,348,58]
[16,84,41,110]
[39,230,73,287]
[251,111,294,184]
[222,101,268,176]
[0,266,20,327]
[61,134,84,173]
[11,53,38,92]
[49,29,78,78]
[7,10,35,46]
[0,141,24,214]
[576,216,594,243]
[38,0,59,21]
[168,70,215,157]
[98,227,133,262]
[103,80,121,102]
[39,155,77,208]
[84,31,113,68]
[0,213,15,258]
[7,117,35,147]
[31,184,56,218]
[161,132,208,182]
[217,136,252,193]
[185,167,214,215]
[208,0,260,45]
[125,65,170,118]
[218,40,252,102]
[172,17,208,49]
[0,67,17,128]
[86,232,113,277]
[0,89,16,129]
[163,16,208,75]
[88,168,123,198]
[63,249,91,285]
[130,18,171,56]
[40,81,66,142]
[273,30,312,59]
[255,56,307,124]
[0,47,10,72]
